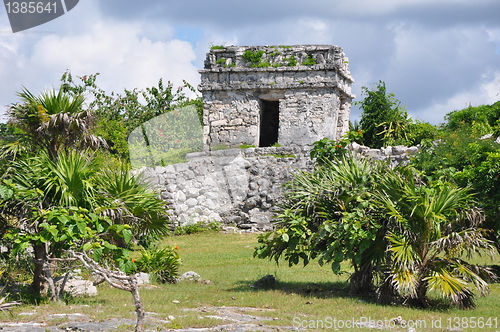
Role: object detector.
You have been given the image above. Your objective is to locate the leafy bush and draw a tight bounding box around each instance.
[243,50,265,67]
[216,58,226,65]
[443,101,500,132]
[256,152,497,309]
[356,81,437,148]
[285,56,297,66]
[60,71,203,161]
[412,120,500,245]
[309,130,362,164]
[173,221,222,235]
[134,246,181,283]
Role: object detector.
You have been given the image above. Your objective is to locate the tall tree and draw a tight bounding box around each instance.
[7,87,106,160]
[357,81,412,148]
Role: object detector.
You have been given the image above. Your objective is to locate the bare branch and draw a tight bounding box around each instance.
[68,250,145,332]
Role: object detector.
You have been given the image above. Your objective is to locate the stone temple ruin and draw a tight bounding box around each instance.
[147,45,361,230]
[198,45,355,150]
[145,45,418,229]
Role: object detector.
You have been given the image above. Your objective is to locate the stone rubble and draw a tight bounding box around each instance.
[3,307,299,332]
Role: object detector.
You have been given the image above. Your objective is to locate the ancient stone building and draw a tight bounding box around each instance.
[146,48,419,230]
[198,45,355,150]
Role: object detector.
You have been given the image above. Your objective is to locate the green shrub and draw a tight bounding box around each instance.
[412,125,500,244]
[254,62,271,68]
[444,101,500,132]
[210,45,225,50]
[243,50,265,67]
[285,56,297,66]
[135,246,181,283]
[302,55,316,66]
[173,221,222,235]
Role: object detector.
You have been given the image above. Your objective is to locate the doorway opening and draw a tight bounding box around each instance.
[259,100,279,147]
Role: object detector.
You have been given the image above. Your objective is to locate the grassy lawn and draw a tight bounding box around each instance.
[3,231,500,331]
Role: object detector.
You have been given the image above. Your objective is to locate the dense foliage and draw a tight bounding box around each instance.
[60,71,203,161]
[255,153,497,308]
[356,81,437,148]
[0,81,175,300]
[413,101,500,245]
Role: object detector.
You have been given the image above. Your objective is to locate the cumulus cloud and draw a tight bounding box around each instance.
[0,0,199,118]
[415,72,500,124]
[1,0,499,124]
[30,21,198,93]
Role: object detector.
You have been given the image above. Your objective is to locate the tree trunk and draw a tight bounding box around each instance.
[349,261,373,295]
[71,251,146,332]
[416,280,429,308]
[32,243,47,296]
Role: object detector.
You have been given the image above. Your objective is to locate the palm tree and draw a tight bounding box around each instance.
[256,153,497,308]
[96,165,170,247]
[375,168,497,308]
[6,151,99,294]
[7,87,106,160]
[5,151,170,296]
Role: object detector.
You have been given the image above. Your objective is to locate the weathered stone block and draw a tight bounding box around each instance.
[198,45,355,150]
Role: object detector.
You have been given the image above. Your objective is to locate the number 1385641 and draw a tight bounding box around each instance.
[5,2,57,14]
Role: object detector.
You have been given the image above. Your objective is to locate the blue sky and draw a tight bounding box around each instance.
[1,0,500,124]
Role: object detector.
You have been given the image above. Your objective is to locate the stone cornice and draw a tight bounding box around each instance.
[198,45,355,99]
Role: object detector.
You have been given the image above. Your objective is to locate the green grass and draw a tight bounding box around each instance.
[3,232,500,331]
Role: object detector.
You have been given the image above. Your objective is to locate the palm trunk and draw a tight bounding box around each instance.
[416,279,429,308]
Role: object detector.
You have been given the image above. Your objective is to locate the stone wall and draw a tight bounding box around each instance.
[143,144,419,230]
[349,142,419,167]
[143,147,313,231]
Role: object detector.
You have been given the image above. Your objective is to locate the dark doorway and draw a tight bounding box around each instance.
[259,100,279,147]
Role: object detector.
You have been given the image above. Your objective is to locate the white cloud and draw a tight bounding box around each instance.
[30,19,199,93]
[0,34,29,118]
[0,7,199,120]
[414,72,500,124]
[1,0,500,126]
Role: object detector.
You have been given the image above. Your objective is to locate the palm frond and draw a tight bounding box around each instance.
[425,268,475,309]
[97,166,170,238]
[449,260,491,297]
[387,232,419,269]
[432,229,497,259]
[390,268,420,298]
